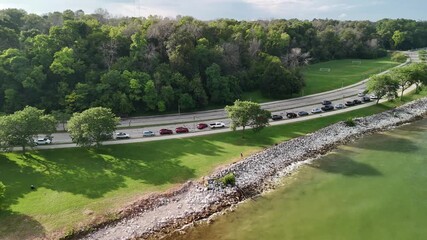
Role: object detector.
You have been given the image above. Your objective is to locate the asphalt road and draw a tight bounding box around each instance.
[40,55,417,146]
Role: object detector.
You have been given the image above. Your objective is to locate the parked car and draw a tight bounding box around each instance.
[196,123,208,129]
[115,132,130,139]
[321,105,334,111]
[345,101,355,106]
[370,94,379,100]
[334,103,346,109]
[353,99,362,105]
[271,114,283,121]
[34,137,52,145]
[311,108,322,114]
[321,100,332,105]
[176,127,189,133]
[209,122,225,129]
[357,90,365,97]
[298,111,309,116]
[143,130,155,137]
[286,112,298,118]
[362,96,371,102]
[159,129,173,135]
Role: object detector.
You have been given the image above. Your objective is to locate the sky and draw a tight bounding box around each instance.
[0,0,426,21]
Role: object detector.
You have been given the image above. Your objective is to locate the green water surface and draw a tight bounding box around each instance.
[171,119,427,240]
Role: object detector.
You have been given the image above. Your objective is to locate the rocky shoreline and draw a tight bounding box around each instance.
[75,97,427,240]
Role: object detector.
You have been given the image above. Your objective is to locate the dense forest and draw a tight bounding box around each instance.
[1,8,427,116]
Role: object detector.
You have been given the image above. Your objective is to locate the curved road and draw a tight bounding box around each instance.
[43,57,415,146]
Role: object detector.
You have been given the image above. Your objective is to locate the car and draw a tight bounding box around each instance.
[311,108,322,114]
[286,112,298,118]
[210,122,225,129]
[321,105,334,111]
[362,96,371,102]
[321,100,332,105]
[159,129,173,135]
[353,99,362,105]
[116,132,130,139]
[345,101,355,106]
[143,130,155,137]
[298,111,309,116]
[34,137,52,145]
[271,114,283,121]
[176,127,189,133]
[334,103,346,109]
[357,90,366,97]
[370,94,379,100]
[197,123,208,129]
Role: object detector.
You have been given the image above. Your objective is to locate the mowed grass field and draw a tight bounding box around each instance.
[242,57,399,102]
[302,57,399,96]
[0,90,425,239]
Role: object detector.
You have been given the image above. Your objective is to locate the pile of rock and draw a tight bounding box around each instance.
[78,97,427,240]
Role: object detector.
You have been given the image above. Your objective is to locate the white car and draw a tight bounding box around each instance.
[34,137,52,145]
[311,108,322,114]
[143,130,155,137]
[209,122,225,129]
[116,132,130,139]
[370,94,379,100]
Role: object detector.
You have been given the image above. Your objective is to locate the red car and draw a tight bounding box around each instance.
[159,129,173,135]
[197,123,208,129]
[175,127,189,133]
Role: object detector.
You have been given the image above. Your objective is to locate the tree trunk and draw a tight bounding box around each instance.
[376,98,380,104]
[401,87,405,100]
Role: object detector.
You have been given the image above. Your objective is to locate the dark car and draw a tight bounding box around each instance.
[286,112,298,118]
[298,111,309,116]
[362,96,371,102]
[175,127,189,133]
[353,99,362,105]
[345,101,355,106]
[159,129,173,135]
[321,100,332,105]
[321,105,334,111]
[271,114,283,121]
[197,123,208,129]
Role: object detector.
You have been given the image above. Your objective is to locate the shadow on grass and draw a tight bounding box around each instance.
[0,210,45,239]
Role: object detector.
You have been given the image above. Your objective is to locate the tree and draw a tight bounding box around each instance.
[67,107,119,147]
[51,110,72,131]
[367,74,399,104]
[0,106,56,152]
[50,47,76,76]
[392,66,415,100]
[407,63,427,92]
[225,100,270,136]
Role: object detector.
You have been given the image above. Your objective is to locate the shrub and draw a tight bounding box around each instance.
[220,173,236,186]
[391,52,408,63]
[0,182,5,199]
[344,118,356,127]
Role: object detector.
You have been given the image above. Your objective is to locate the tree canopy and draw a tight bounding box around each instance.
[67,107,119,147]
[0,106,56,152]
[1,8,427,115]
[225,100,270,135]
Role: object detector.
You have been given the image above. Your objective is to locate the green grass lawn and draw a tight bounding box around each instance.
[241,57,399,103]
[0,90,425,239]
[301,57,399,96]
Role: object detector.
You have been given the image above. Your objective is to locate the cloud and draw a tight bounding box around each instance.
[338,13,347,18]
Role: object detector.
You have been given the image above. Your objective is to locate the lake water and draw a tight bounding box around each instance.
[168,118,427,240]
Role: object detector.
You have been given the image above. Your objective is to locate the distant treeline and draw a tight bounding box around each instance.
[1,8,426,115]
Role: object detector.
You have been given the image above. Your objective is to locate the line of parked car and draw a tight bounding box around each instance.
[119,121,227,139]
[271,93,378,121]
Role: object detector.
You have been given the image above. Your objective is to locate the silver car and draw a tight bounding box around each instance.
[143,130,155,137]
[311,108,322,114]
[334,103,346,109]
